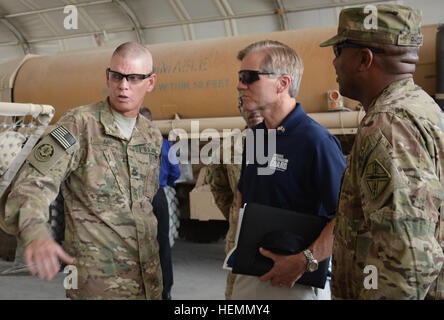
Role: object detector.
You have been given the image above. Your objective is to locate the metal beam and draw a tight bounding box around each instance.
[0,18,30,54]
[274,0,289,31]
[113,0,144,44]
[169,0,195,41]
[142,0,392,29]
[0,0,394,47]
[284,0,392,14]
[4,0,112,18]
[217,0,238,36]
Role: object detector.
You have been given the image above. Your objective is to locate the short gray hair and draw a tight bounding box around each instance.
[237,40,304,98]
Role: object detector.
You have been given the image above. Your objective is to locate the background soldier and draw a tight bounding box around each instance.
[205,103,263,299]
[4,42,163,299]
[320,4,444,299]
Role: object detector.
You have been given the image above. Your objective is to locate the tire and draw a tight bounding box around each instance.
[163,186,180,247]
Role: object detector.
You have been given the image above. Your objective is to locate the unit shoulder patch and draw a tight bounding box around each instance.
[364,159,391,199]
[34,143,55,162]
[28,132,72,175]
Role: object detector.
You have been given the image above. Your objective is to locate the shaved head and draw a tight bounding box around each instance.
[107,42,156,117]
[112,42,153,73]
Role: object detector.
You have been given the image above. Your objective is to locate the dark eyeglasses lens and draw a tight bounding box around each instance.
[239,71,249,84]
[127,74,144,82]
[239,71,259,85]
[109,71,123,81]
[108,70,146,83]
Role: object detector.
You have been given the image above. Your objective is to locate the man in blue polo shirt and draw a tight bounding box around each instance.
[232,40,346,300]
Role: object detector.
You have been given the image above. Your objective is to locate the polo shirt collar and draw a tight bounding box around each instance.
[274,102,306,135]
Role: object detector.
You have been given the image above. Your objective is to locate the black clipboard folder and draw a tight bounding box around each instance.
[232,202,330,289]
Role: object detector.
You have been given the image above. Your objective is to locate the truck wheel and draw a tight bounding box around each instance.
[164,186,180,247]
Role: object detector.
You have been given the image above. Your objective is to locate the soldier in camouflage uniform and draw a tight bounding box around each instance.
[4,42,163,299]
[320,5,444,299]
[205,103,262,299]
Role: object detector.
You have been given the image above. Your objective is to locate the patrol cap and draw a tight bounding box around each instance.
[320,4,423,47]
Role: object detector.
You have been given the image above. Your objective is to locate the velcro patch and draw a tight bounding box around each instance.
[28,136,66,175]
[50,126,76,150]
[364,159,391,199]
[397,33,423,46]
[34,143,55,162]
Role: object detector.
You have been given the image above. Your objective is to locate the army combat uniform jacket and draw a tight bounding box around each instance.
[332,78,444,299]
[205,131,243,299]
[5,99,163,299]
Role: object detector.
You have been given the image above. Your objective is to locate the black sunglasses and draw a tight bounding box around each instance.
[106,68,153,83]
[238,70,281,85]
[333,41,385,58]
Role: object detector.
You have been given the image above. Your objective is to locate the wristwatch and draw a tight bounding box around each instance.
[302,249,319,272]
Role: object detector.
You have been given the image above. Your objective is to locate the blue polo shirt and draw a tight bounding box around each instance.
[159,138,181,188]
[238,103,346,220]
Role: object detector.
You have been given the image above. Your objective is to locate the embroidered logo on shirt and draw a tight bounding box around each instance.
[269,154,288,172]
[364,159,390,199]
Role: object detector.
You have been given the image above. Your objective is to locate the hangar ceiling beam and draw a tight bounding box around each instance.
[0,0,393,47]
[4,0,112,18]
[113,0,144,44]
[274,0,289,31]
[169,0,195,41]
[213,0,238,36]
[0,18,30,54]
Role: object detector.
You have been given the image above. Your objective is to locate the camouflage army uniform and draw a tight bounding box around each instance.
[205,133,243,300]
[331,78,444,299]
[5,99,163,300]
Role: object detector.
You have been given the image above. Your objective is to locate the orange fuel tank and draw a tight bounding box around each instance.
[6,25,439,123]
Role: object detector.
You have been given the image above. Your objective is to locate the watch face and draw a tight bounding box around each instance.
[308,261,318,272]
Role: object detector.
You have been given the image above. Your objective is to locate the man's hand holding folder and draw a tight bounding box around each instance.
[230,202,337,289]
[258,247,307,288]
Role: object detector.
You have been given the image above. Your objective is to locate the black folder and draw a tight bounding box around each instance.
[232,202,330,289]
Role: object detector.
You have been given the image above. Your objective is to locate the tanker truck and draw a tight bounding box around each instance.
[0,24,441,259]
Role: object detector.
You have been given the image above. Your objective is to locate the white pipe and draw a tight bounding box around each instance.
[152,110,365,136]
[0,102,54,123]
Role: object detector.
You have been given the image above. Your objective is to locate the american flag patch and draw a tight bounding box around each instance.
[50,126,76,150]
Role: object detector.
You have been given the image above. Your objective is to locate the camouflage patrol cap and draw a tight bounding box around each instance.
[320,4,423,47]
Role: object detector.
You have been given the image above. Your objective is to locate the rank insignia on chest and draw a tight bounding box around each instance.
[364,159,391,199]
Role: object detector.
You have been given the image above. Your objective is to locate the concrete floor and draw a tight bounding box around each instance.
[0,239,228,300]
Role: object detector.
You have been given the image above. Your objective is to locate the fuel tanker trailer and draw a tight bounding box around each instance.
[0,24,440,246]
